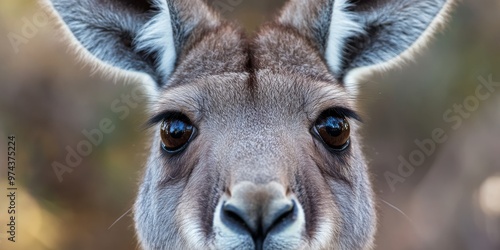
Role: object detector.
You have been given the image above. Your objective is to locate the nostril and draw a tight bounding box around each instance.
[262,200,296,235]
[221,203,256,235]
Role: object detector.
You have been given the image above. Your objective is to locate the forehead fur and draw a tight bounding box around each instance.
[161,17,341,85]
[155,21,351,119]
[154,71,353,124]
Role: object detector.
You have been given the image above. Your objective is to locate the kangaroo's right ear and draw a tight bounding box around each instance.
[278,0,455,94]
[46,0,220,91]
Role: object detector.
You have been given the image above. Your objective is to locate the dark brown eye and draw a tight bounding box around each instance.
[160,117,194,153]
[313,114,350,151]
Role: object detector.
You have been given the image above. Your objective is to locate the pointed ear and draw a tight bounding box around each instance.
[279,0,455,89]
[46,0,220,91]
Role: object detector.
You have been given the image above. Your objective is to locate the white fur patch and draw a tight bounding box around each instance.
[325,0,366,77]
[136,0,177,84]
[42,0,161,99]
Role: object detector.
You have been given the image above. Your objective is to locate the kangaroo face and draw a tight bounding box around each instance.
[140,70,373,249]
[48,0,455,249]
[134,22,374,248]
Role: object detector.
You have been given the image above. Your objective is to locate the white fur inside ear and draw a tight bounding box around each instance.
[325,0,365,77]
[136,0,177,84]
[343,0,456,97]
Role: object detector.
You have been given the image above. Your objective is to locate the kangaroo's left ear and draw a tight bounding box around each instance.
[45,0,221,93]
[279,0,455,89]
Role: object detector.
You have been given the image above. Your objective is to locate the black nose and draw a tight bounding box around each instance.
[222,200,295,235]
[220,183,297,247]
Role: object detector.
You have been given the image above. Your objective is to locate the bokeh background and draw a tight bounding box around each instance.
[1,0,499,249]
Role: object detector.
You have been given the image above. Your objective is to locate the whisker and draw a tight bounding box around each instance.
[380,199,415,225]
[108,207,133,230]
[380,199,435,249]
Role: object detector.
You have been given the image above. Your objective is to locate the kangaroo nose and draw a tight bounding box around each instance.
[220,182,297,243]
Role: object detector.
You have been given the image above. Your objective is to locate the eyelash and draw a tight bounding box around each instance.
[145,111,187,129]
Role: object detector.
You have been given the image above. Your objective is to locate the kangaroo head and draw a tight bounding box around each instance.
[48,0,454,249]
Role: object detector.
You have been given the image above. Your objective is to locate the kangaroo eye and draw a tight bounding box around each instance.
[313,113,350,151]
[160,116,195,153]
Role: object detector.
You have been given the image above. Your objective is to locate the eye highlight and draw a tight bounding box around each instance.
[312,111,351,151]
[160,115,195,153]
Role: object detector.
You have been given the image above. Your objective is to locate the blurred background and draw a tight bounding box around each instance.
[0,0,499,249]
